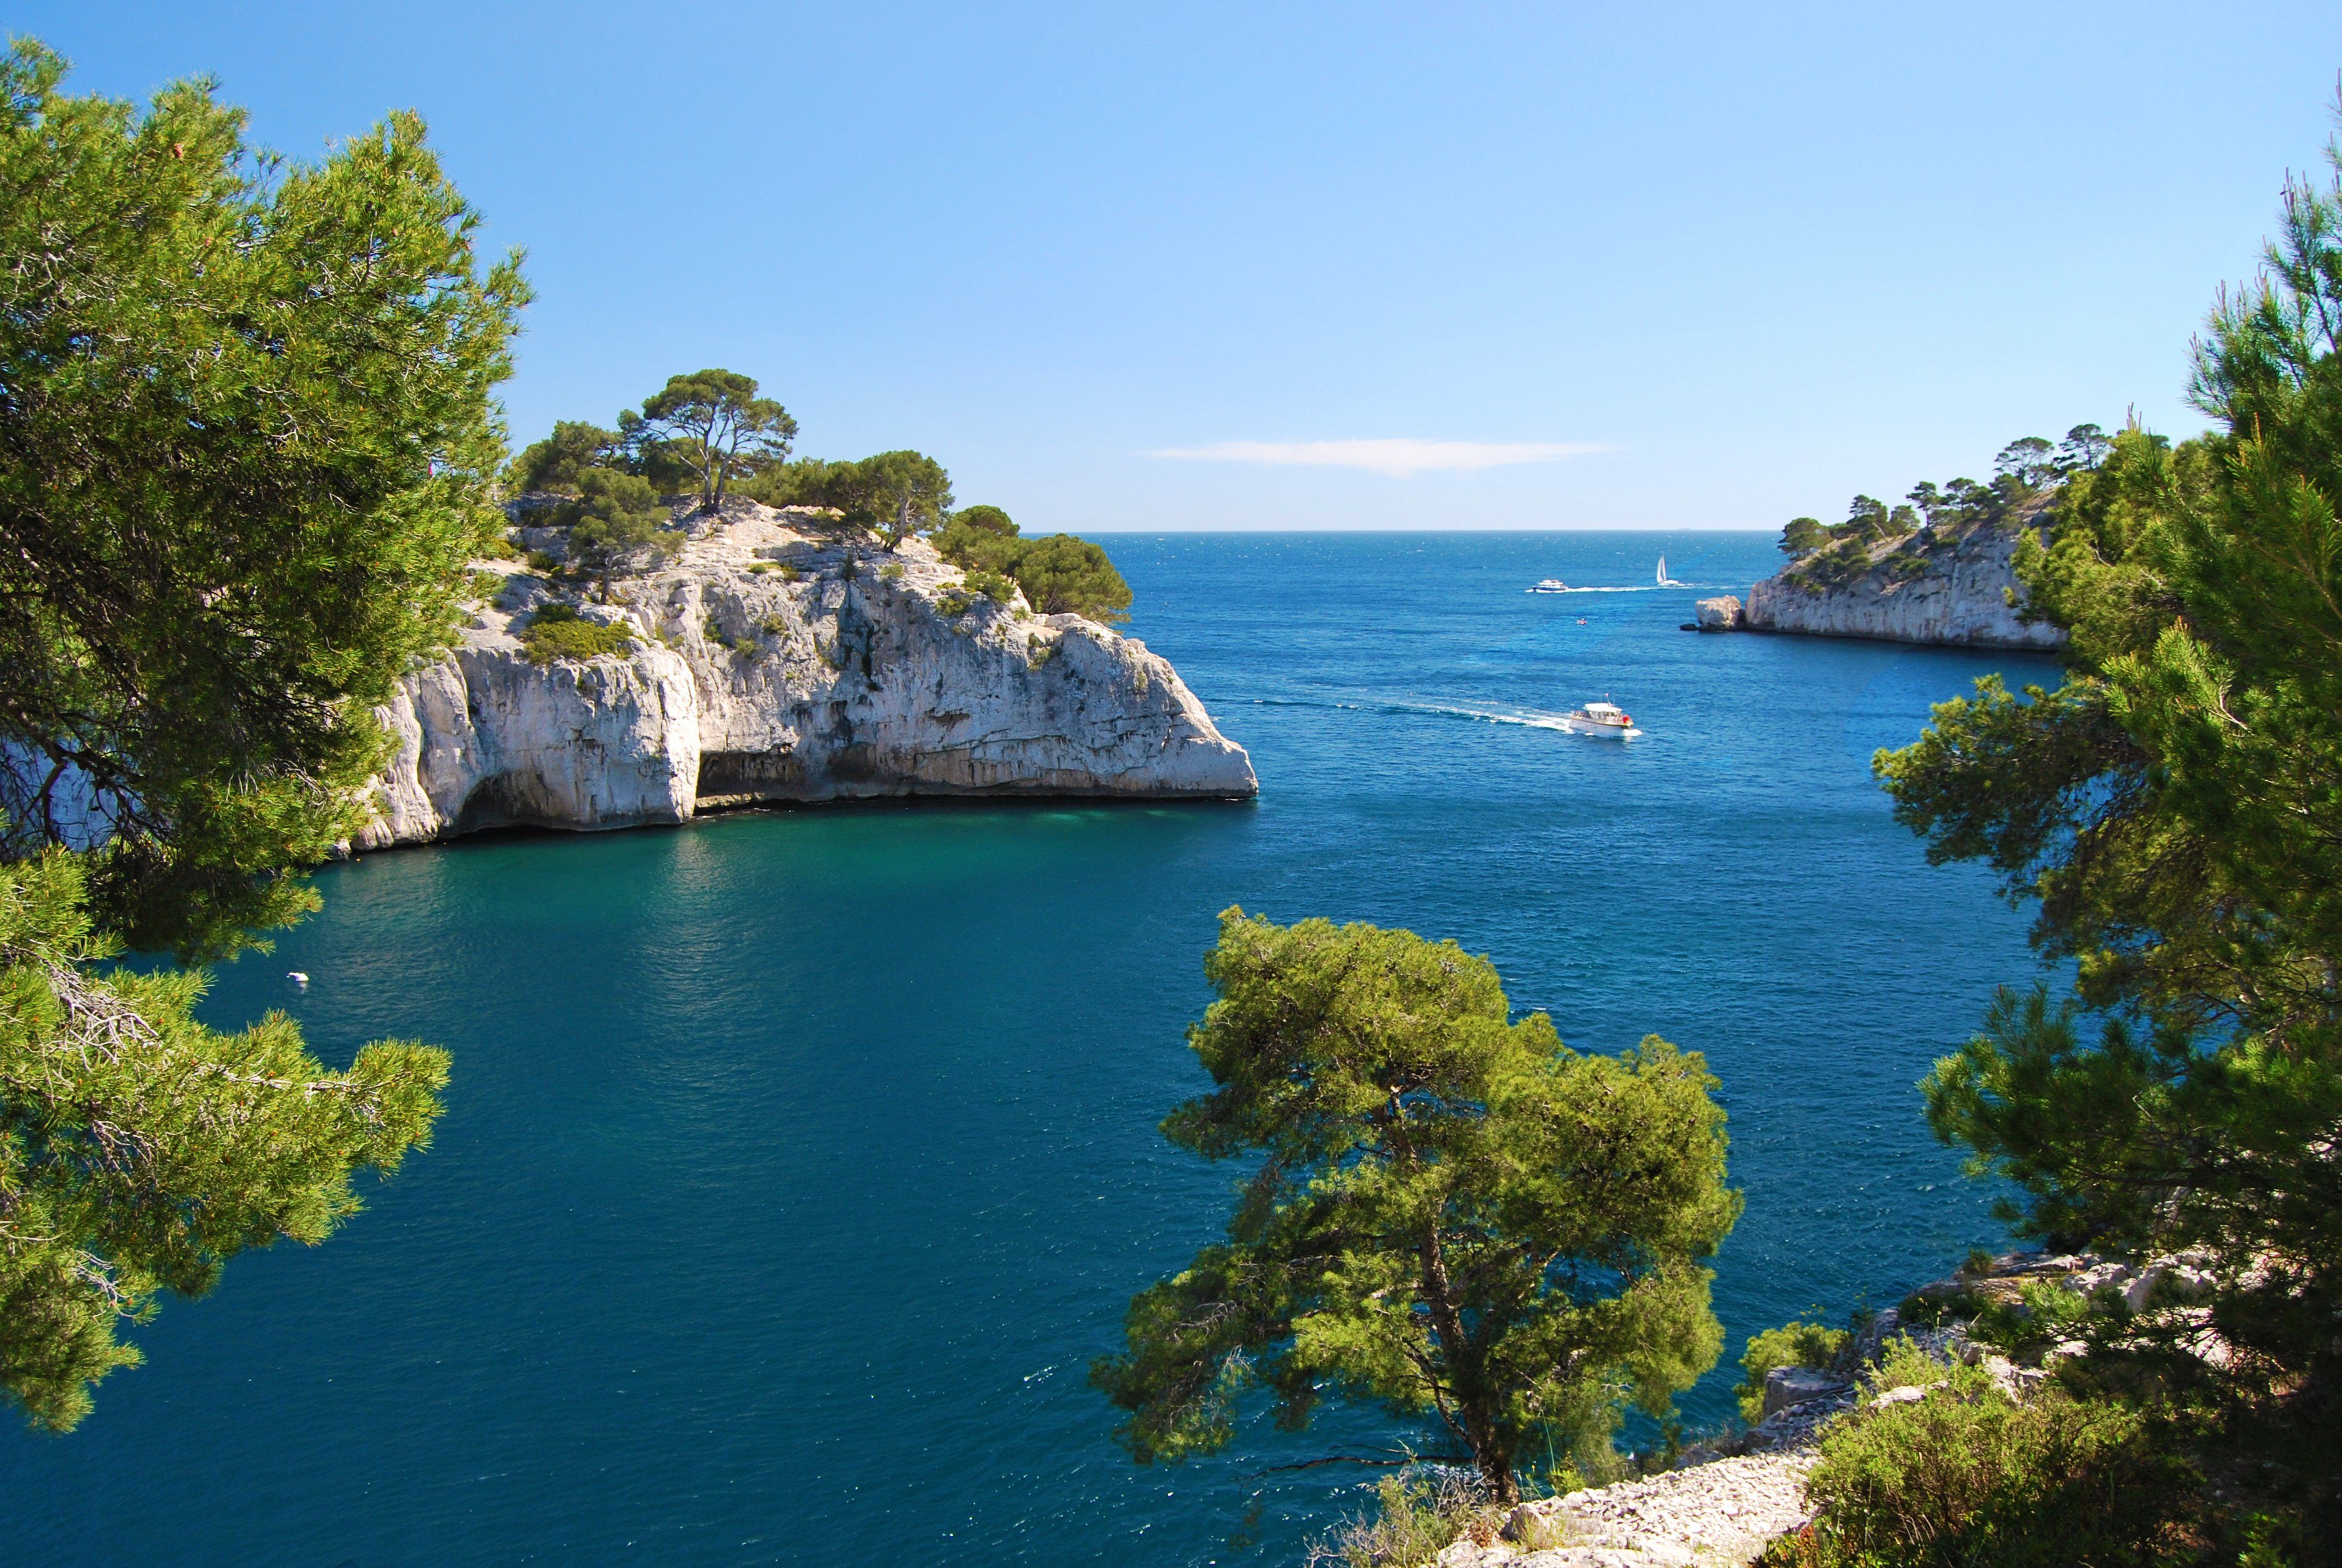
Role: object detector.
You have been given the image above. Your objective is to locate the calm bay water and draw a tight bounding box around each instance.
[1,533,2062,1564]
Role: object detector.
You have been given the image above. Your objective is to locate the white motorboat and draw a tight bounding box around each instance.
[1529,578,1570,593]
[1563,700,1641,739]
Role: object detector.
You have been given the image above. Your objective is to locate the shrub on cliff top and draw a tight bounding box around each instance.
[519,604,636,664]
[1092,909,1741,1505]
[935,507,1133,624]
[1792,1360,2197,1568]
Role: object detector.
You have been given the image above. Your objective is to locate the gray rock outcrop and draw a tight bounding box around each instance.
[1729,523,2066,650]
[1693,595,1743,630]
[353,503,1254,849]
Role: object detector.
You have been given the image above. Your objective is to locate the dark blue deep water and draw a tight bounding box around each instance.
[1,534,2064,1564]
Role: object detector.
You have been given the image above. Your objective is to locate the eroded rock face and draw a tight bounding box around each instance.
[353,504,1255,849]
[1694,595,1743,630]
[1739,525,2066,650]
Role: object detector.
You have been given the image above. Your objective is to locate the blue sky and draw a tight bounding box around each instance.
[19,3,2342,530]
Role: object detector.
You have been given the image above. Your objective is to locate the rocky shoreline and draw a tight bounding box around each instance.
[353,503,1255,850]
[1693,519,2066,652]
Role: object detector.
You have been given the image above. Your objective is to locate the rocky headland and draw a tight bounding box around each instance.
[353,502,1255,849]
[1695,514,2066,651]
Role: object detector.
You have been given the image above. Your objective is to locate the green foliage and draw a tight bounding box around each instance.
[525,549,560,574]
[1736,1318,1853,1422]
[758,614,788,635]
[738,456,845,510]
[505,420,618,494]
[778,564,802,583]
[951,503,1017,536]
[0,851,449,1430]
[1796,1360,2197,1567]
[1775,427,2109,582]
[617,368,796,515]
[1092,909,1741,1503]
[1964,1277,2097,1361]
[517,604,636,664]
[1873,104,2342,1541]
[878,562,905,581]
[1869,1334,1956,1395]
[557,469,679,596]
[935,509,1134,624]
[0,39,528,961]
[825,450,955,547]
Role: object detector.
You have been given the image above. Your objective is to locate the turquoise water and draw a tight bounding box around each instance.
[0,533,2061,1564]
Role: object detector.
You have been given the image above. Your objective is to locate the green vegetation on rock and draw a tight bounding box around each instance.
[518,604,637,665]
[0,39,495,1429]
[1775,1355,2196,1568]
[1735,1317,1852,1423]
[559,470,681,597]
[935,506,1133,624]
[1092,909,1740,1504]
[1775,427,2109,592]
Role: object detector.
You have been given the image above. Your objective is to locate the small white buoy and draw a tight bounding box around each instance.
[287,971,309,990]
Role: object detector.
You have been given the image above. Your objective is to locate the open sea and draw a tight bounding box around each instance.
[0,532,2065,1565]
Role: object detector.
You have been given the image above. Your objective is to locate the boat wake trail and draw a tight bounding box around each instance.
[1249,694,1578,733]
[1533,583,1711,594]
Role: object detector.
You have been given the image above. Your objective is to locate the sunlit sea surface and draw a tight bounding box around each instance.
[1,533,2064,1565]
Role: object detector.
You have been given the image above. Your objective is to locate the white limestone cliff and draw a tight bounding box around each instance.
[1735,524,2066,651]
[352,503,1255,849]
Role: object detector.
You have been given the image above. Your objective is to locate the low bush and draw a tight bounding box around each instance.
[519,604,636,665]
[759,614,788,635]
[778,564,801,582]
[729,637,757,658]
[1308,1472,1503,1568]
[525,549,561,574]
[1736,1318,1853,1422]
[1966,1278,2099,1361]
[879,562,905,581]
[748,562,775,574]
[1795,1357,2198,1567]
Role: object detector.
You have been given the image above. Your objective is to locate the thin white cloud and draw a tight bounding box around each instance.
[1150,438,1608,479]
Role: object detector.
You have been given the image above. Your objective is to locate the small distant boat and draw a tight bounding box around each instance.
[1562,700,1641,740]
[1529,579,1570,594]
[1656,555,1685,587]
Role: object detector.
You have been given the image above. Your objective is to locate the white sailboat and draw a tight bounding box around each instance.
[1656,555,1685,587]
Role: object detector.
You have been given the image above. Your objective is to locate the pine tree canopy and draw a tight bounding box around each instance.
[0,39,500,1431]
[1875,108,2342,1520]
[1092,909,1740,1504]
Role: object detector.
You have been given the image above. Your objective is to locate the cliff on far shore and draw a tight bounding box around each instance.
[352,501,1255,850]
[1697,512,2067,651]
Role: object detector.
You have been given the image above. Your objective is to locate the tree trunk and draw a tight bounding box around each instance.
[1419,1225,1514,1504]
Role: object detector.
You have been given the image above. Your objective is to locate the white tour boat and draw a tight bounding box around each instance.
[1563,700,1641,739]
[1529,578,1571,593]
